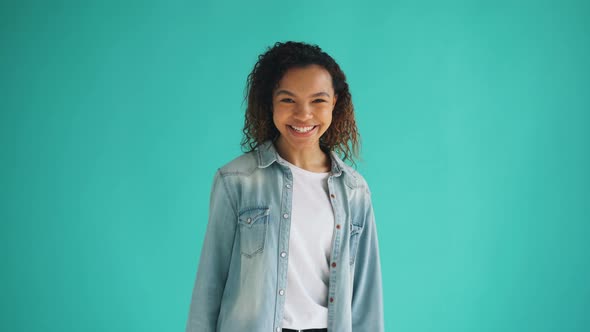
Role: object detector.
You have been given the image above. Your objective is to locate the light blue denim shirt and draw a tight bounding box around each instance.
[186,140,383,332]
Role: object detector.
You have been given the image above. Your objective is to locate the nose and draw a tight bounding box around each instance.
[293,103,312,120]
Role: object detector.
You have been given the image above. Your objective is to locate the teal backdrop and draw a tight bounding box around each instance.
[1,1,589,331]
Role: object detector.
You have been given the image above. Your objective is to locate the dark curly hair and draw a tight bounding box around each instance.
[241,41,360,167]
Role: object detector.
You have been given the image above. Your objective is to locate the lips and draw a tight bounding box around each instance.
[287,124,318,137]
[289,125,316,133]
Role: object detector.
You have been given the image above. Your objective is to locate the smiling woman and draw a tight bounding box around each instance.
[186,41,384,332]
[241,41,360,169]
[272,64,337,172]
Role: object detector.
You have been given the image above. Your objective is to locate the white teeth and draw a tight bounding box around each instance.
[290,125,315,133]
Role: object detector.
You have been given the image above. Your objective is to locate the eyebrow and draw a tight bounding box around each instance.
[274,89,331,98]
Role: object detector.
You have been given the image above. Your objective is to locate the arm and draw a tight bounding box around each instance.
[186,170,237,332]
[351,189,384,331]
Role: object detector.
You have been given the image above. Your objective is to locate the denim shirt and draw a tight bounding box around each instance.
[186,140,384,332]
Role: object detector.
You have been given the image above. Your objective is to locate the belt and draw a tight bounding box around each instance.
[282,329,327,332]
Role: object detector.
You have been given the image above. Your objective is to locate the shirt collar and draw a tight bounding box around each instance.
[256,139,351,177]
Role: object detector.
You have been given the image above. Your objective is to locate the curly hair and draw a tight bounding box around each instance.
[241,41,360,167]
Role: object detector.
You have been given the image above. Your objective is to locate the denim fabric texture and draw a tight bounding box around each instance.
[186,140,384,332]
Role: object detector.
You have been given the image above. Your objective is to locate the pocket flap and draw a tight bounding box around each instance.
[350,221,363,235]
[238,207,270,228]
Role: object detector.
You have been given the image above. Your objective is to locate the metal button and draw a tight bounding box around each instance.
[246,218,252,224]
[283,213,289,219]
[279,289,285,296]
[286,184,292,189]
[280,252,287,258]
[330,194,335,199]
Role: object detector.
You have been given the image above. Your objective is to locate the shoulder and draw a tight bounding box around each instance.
[331,153,371,196]
[209,150,262,201]
[347,166,372,196]
[217,150,259,176]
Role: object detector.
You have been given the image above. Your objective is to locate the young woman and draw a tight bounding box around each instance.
[186,41,383,332]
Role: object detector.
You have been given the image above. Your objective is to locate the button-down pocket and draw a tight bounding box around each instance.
[238,207,270,257]
[349,221,363,265]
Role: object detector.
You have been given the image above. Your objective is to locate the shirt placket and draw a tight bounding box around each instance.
[326,173,344,331]
[274,165,293,332]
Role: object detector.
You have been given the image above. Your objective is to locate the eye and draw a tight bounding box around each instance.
[313,99,327,103]
[280,98,295,103]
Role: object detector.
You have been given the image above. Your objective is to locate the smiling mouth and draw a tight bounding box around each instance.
[289,125,317,133]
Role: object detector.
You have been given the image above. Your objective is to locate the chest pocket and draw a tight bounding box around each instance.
[238,207,270,257]
[349,221,363,265]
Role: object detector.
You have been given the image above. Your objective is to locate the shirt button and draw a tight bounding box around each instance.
[283,213,289,219]
[280,252,287,258]
[330,194,335,199]
[331,262,337,268]
[286,184,292,189]
[336,224,341,229]
[279,289,285,296]
[330,297,334,303]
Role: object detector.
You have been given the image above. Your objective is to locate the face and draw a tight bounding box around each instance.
[272,64,338,151]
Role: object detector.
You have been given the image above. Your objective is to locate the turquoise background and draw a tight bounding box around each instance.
[1,1,589,331]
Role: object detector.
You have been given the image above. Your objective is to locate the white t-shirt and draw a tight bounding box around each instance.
[278,155,335,330]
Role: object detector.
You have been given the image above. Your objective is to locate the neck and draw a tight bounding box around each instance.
[274,136,331,173]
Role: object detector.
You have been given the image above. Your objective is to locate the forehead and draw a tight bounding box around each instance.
[276,64,334,93]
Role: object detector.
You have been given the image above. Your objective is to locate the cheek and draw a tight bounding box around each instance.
[320,108,333,124]
[272,107,287,126]
[274,102,291,113]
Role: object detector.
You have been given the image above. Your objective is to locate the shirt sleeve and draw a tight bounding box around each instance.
[186,170,237,332]
[351,186,385,331]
